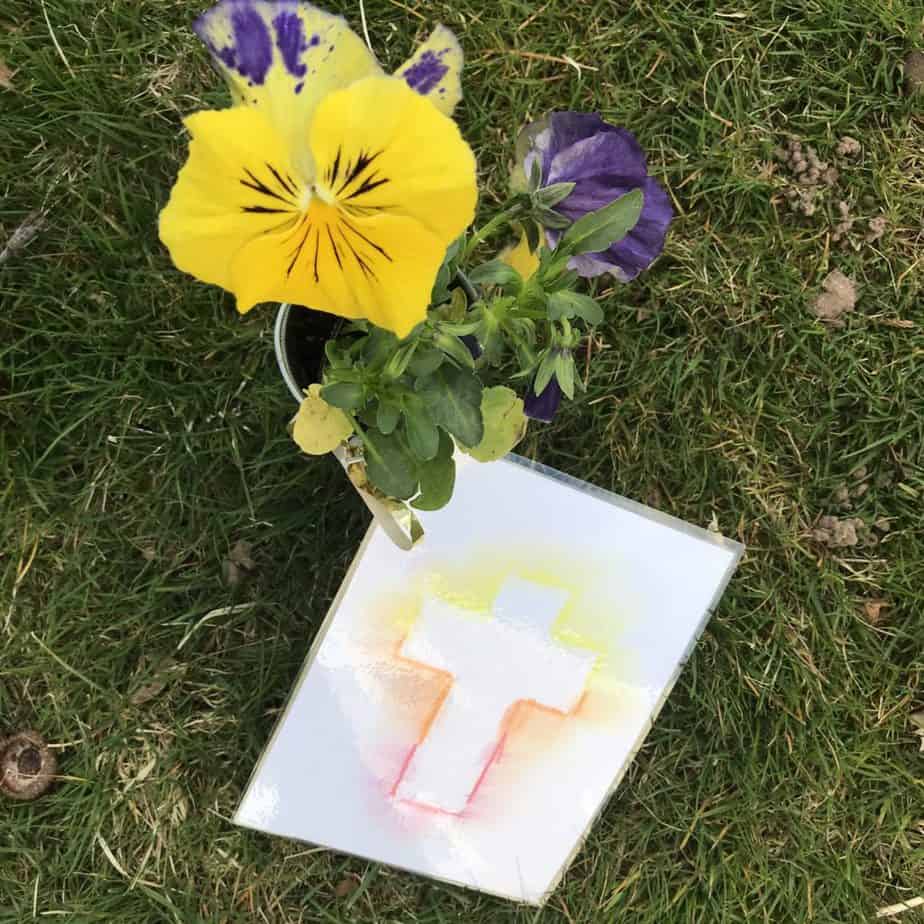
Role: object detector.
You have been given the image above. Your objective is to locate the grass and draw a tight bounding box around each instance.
[1,0,923,920]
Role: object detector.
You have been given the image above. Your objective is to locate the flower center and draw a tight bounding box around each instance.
[312,181,338,207]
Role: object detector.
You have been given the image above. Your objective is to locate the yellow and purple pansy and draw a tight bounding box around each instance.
[159,0,476,338]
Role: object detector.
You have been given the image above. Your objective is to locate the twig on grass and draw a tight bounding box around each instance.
[0,210,46,267]
[40,0,75,79]
[876,897,924,918]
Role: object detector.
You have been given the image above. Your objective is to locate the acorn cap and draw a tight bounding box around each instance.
[0,730,57,801]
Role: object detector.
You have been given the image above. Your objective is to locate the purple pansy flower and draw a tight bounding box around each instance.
[523,378,562,423]
[522,112,673,280]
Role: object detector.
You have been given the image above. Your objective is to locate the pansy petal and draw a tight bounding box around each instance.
[524,379,562,422]
[548,131,648,190]
[193,0,380,168]
[230,205,449,337]
[253,75,475,336]
[561,176,673,280]
[310,76,476,240]
[159,106,304,293]
[500,230,539,280]
[394,25,463,115]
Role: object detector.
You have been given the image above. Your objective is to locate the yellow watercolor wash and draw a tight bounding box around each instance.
[376,545,640,699]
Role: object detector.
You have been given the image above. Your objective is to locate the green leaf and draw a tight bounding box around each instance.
[462,386,528,462]
[438,320,480,336]
[383,342,417,379]
[361,328,399,369]
[468,260,522,289]
[532,350,558,396]
[320,381,365,410]
[411,431,456,511]
[534,205,572,230]
[555,352,575,399]
[289,385,354,455]
[403,403,440,461]
[444,235,464,263]
[558,189,644,257]
[376,401,399,435]
[408,346,444,377]
[547,291,604,325]
[548,268,580,292]
[534,181,575,209]
[324,339,350,370]
[431,262,452,305]
[435,332,475,369]
[448,286,468,321]
[362,430,419,500]
[518,277,548,315]
[415,365,484,447]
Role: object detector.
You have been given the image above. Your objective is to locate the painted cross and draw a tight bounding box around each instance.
[393,577,597,814]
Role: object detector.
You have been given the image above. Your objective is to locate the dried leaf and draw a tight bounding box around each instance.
[228,540,255,570]
[290,384,352,455]
[0,58,13,88]
[861,599,890,625]
[223,540,255,586]
[334,876,359,898]
[130,659,185,706]
[812,269,857,327]
[461,386,527,462]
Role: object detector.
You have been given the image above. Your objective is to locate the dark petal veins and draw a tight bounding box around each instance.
[285,220,312,278]
[328,146,342,185]
[337,226,378,281]
[344,172,389,200]
[339,218,392,262]
[266,162,296,196]
[336,149,384,197]
[312,226,320,282]
[242,205,287,213]
[326,225,343,269]
[240,166,295,206]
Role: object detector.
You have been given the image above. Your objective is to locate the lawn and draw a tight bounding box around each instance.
[2,0,923,921]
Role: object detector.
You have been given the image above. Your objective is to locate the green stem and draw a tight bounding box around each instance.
[462,202,523,260]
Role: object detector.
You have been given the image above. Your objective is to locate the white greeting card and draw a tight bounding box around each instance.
[235,455,742,904]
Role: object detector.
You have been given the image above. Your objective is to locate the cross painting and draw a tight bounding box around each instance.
[235,455,742,904]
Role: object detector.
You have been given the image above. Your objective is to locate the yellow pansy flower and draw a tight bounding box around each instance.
[159,1,476,338]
